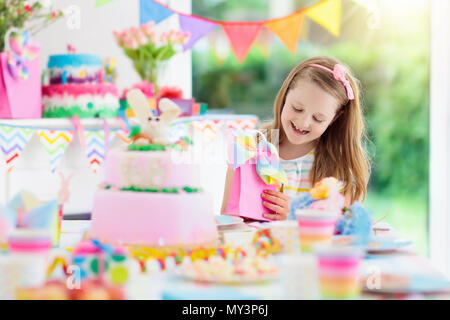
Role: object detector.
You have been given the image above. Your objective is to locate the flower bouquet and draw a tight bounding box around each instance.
[113,21,190,90]
[0,0,63,52]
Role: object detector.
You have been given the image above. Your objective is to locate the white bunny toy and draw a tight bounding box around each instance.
[126,88,181,146]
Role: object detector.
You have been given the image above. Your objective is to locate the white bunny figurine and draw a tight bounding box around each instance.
[126,89,181,146]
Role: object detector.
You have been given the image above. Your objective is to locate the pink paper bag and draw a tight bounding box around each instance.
[0,50,42,119]
[225,162,278,222]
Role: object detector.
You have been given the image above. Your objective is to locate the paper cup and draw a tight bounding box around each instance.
[277,253,320,299]
[7,229,52,289]
[0,255,18,299]
[268,221,301,253]
[8,229,52,256]
[221,229,256,247]
[295,209,338,252]
[314,244,363,299]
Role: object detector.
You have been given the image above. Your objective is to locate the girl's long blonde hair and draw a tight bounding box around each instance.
[261,56,371,202]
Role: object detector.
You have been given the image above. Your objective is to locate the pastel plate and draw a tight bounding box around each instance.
[366,237,412,253]
[176,269,280,285]
[215,215,244,227]
[333,235,412,253]
[362,273,450,294]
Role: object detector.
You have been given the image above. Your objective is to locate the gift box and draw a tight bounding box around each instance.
[0,29,41,119]
[71,240,135,286]
[225,131,287,221]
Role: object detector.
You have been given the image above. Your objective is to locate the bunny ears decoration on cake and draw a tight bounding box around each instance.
[126,88,182,148]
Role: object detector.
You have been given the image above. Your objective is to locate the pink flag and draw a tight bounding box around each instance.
[221,22,263,63]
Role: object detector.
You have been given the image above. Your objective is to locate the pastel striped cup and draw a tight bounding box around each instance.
[314,245,363,299]
[295,209,338,252]
[7,229,52,288]
[8,229,52,255]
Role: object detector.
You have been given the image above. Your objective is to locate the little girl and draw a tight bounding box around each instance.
[221,56,371,221]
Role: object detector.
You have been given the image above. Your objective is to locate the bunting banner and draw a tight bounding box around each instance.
[169,122,191,143]
[265,13,305,54]
[221,22,263,63]
[225,118,258,131]
[84,130,116,174]
[0,126,35,173]
[192,120,222,143]
[179,15,218,52]
[38,130,74,173]
[95,0,115,7]
[139,0,174,25]
[0,117,258,173]
[133,0,341,63]
[305,0,341,36]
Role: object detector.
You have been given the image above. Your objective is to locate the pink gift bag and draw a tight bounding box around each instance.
[0,30,41,119]
[225,162,278,222]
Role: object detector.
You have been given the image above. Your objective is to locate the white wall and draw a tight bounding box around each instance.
[35,0,192,95]
[0,0,193,214]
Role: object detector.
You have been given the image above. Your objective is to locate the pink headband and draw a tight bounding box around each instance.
[309,63,355,100]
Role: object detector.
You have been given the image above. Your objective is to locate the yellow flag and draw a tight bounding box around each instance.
[265,13,304,54]
[305,0,341,37]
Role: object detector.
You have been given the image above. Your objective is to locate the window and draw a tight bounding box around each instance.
[193,0,430,256]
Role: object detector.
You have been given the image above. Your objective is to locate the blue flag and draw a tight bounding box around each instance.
[140,0,174,25]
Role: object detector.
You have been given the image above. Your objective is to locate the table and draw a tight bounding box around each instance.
[58,219,450,300]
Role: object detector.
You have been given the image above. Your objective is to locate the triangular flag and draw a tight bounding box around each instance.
[225,118,258,131]
[221,22,263,63]
[95,0,116,7]
[192,120,221,143]
[179,15,218,51]
[305,0,341,36]
[38,130,74,173]
[84,130,116,174]
[139,0,174,25]
[0,126,34,173]
[265,13,304,53]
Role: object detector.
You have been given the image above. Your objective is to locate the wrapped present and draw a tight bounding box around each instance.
[0,28,41,119]
[71,239,135,286]
[225,130,287,221]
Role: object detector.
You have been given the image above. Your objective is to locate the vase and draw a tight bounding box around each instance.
[134,60,168,93]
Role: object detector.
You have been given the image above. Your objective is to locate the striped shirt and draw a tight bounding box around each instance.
[279,151,315,201]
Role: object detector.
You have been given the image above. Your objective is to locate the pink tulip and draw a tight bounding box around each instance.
[160,32,169,43]
[141,21,155,36]
[129,38,139,49]
[123,37,139,50]
[135,29,148,46]
[146,30,157,43]
[113,30,123,46]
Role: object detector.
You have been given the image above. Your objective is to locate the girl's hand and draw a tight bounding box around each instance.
[261,189,290,220]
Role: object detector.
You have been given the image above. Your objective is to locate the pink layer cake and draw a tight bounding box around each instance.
[91,190,216,246]
[90,148,217,247]
[104,149,202,189]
